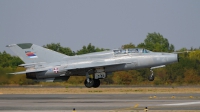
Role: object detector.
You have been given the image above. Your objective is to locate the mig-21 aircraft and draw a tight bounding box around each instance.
[7,43,179,88]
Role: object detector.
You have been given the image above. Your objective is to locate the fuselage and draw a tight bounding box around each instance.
[7,43,179,87]
[41,48,178,77]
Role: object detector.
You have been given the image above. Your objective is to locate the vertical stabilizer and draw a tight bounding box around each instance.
[7,43,68,64]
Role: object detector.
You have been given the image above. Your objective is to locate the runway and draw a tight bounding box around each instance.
[0,93,200,111]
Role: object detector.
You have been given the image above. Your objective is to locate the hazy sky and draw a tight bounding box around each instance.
[1,0,200,54]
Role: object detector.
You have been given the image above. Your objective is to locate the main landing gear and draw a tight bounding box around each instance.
[84,68,106,88]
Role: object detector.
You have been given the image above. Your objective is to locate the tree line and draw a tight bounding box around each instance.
[0,32,200,86]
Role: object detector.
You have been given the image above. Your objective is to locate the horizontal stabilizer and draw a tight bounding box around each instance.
[9,71,27,75]
[18,62,46,67]
[9,69,48,75]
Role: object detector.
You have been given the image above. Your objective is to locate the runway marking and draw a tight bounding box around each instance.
[134,104,139,108]
[115,103,140,111]
[162,101,200,106]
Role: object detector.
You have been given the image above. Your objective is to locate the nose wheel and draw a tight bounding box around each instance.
[148,69,154,81]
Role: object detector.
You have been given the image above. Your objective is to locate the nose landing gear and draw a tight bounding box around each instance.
[148,69,154,81]
[148,65,165,81]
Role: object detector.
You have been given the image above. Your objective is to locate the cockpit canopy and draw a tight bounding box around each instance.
[113,48,151,54]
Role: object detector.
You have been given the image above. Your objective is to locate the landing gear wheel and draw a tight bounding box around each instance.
[93,79,100,88]
[148,69,154,81]
[84,78,94,88]
[148,75,154,81]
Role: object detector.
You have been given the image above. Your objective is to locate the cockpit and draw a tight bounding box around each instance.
[113,48,151,54]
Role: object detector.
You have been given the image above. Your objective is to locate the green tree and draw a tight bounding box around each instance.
[76,43,104,55]
[121,43,136,49]
[43,43,74,56]
[189,50,200,61]
[137,43,145,48]
[178,48,188,52]
[0,51,23,68]
[138,32,174,52]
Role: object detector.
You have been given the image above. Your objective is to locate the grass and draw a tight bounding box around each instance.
[1,86,200,94]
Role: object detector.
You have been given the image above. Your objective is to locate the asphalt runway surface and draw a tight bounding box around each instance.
[0,93,200,112]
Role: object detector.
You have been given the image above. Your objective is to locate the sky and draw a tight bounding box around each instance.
[0,0,200,54]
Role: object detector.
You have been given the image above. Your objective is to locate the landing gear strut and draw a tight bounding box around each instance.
[148,69,154,81]
[148,65,166,81]
[84,70,94,88]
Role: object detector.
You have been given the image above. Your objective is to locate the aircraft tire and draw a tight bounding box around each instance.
[148,75,154,81]
[84,78,94,88]
[93,79,100,88]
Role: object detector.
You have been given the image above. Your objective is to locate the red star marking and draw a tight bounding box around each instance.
[53,67,59,73]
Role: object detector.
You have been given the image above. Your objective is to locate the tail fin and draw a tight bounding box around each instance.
[6,43,68,64]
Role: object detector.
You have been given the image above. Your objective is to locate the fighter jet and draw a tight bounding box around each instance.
[7,43,178,88]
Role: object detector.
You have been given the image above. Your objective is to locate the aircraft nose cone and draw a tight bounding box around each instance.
[173,53,179,63]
